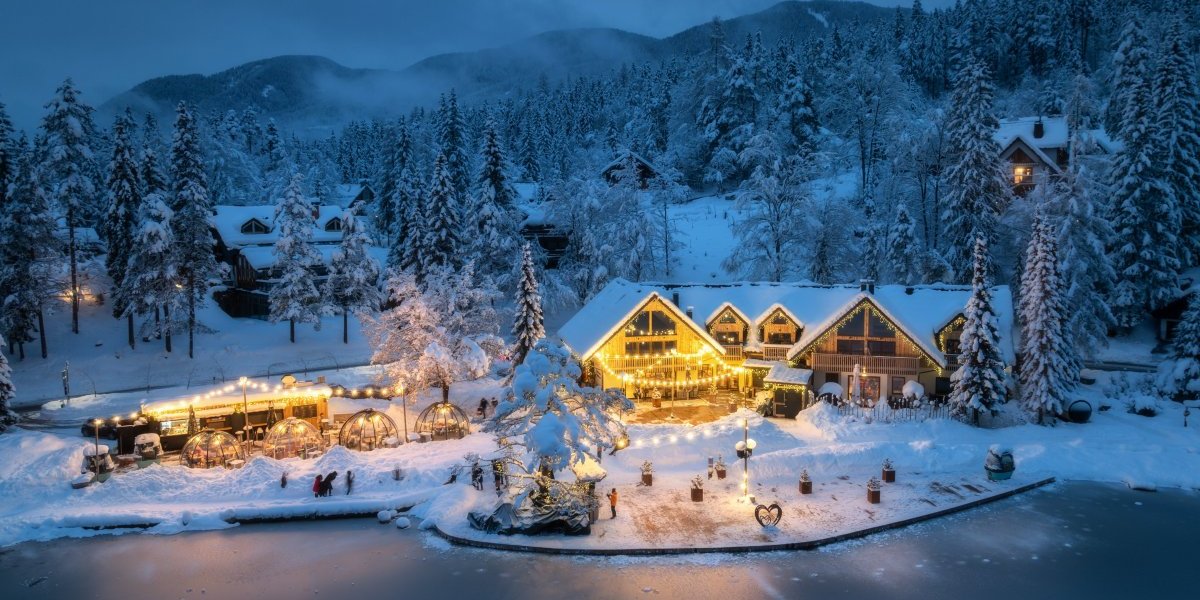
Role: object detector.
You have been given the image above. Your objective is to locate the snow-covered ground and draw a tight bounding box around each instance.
[3,372,1197,549]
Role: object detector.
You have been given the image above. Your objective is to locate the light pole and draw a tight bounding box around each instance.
[240,376,250,456]
[92,418,102,472]
[734,417,757,502]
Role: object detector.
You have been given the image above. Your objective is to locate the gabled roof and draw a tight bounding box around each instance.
[785,294,947,366]
[995,116,1070,149]
[600,149,661,178]
[212,204,348,249]
[557,280,726,360]
[1000,135,1063,174]
[752,303,803,329]
[705,301,752,327]
[557,280,1016,365]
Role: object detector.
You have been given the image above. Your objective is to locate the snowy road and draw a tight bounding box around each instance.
[0,481,1195,600]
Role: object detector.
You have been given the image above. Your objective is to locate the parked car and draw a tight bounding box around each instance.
[80,416,137,439]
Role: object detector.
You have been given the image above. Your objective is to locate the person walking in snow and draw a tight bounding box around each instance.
[312,474,323,498]
[471,462,483,490]
[606,488,618,519]
[322,471,338,497]
[477,397,488,417]
[492,459,505,493]
[345,470,354,495]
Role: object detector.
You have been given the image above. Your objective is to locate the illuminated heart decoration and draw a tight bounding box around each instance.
[754,503,782,527]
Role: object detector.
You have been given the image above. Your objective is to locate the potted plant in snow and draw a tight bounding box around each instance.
[882,458,896,483]
[867,477,882,504]
[984,445,1015,481]
[641,460,654,486]
[715,455,727,480]
[651,388,663,409]
[691,475,704,502]
[799,468,812,494]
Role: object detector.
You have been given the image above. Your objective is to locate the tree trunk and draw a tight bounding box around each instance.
[154,306,161,339]
[442,381,450,403]
[126,313,135,350]
[68,208,79,334]
[163,304,172,353]
[37,307,47,359]
[16,341,24,361]
[188,287,195,359]
[290,318,295,343]
[342,309,348,344]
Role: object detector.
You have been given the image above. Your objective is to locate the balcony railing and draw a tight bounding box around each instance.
[811,353,922,375]
[722,345,743,360]
[762,344,790,360]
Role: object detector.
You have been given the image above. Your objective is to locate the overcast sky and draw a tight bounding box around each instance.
[0,0,951,129]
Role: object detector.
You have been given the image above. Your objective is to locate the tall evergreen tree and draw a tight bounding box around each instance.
[0,101,15,211]
[123,191,176,352]
[1103,16,1151,143]
[141,113,168,196]
[948,235,1007,424]
[1019,210,1074,424]
[0,155,58,359]
[698,56,759,187]
[420,152,462,275]
[472,117,522,286]
[1057,140,1114,358]
[1152,20,1200,267]
[269,173,323,343]
[940,56,1009,280]
[511,242,545,367]
[325,207,382,344]
[1156,294,1200,401]
[887,203,921,286]
[0,337,15,432]
[105,110,142,349]
[169,102,220,358]
[778,58,819,157]
[437,90,471,202]
[1108,59,1180,329]
[38,79,98,334]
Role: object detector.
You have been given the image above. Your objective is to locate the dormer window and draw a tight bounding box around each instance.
[241,219,269,234]
[324,217,343,232]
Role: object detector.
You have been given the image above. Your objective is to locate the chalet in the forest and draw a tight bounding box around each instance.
[1151,269,1200,351]
[994,116,1117,194]
[333,182,374,210]
[209,204,385,318]
[601,149,661,188]
[558,279,1015,408]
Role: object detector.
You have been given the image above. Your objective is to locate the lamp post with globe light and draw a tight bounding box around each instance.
[734,417,757,502]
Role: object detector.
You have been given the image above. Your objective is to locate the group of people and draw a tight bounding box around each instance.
[312,470,354,497]
[476,397,499,418]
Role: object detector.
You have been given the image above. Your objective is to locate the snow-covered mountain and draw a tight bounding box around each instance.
[98,1,889,133]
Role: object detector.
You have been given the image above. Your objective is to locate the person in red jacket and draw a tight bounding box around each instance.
[312,474,323,498]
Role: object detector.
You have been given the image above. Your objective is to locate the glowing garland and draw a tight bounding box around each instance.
[593,353,745,388]
[790,300,938,368]
[937,315,967,353]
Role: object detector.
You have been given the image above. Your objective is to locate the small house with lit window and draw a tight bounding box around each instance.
[558,279,1014,408]
[209,204,384,318]
[994,116,1117,195]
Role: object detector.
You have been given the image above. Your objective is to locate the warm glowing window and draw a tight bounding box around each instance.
[834,306,897,356]
[241,219,270,234]
[1013,165,1034,185]
[626,310,676,336]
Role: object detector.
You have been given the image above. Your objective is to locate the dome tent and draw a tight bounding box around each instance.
[263,417,325,459]
[415,401,470,441]
[339,409,400,451]
[182,429,245,469]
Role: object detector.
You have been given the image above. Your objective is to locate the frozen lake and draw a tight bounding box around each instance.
[0,481,1196,599]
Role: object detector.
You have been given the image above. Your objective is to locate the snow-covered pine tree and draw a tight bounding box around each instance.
[511,242,545,367]
[169,102,221,358]
[38,78,99,334]
[141,113,168,196]
[724,152,809,282]
[1152,20,1200,268]
[0,336,15,432]
[0,154,58,359]
[948,235,1008,425]
[420,152,463,276]
[471,117,521,287]
[887,203,921,286]
[0,101,14,210]
[123,191,176,352]
[1057,139,1115,359]
[437,90,471,203]
[778,58,819,157]
[1156,294,1200,401]
[325,207,382,344]
[1108,59,1180,329]
[606,154,656,281]
[1103,15,1151,144]
[269,173,323,343]
[1018,209,1074,424]
[105,110,142,349]
[860,188,887,282]
[698,56,759,188]
[374,118,404,236]
[940,56,1009,281]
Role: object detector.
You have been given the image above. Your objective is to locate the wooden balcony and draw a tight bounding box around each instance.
[600,355,714,372]
[722,345,743,360]
[811,353,922,375]
[762,344,790,361]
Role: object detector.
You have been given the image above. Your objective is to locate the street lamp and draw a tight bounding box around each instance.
[92,418,102,471]
[734,418,757,502]
[239,376,250,455]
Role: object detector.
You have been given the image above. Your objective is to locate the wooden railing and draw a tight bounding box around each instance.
[762,345,790,361]
[722,345,743,360]
[811,353,922,374]
[599,355,713,371]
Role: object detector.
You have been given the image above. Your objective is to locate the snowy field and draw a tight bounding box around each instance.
[3,372,1198,549]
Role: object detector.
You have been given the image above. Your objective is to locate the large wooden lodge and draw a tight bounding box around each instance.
[558,279,1015,406]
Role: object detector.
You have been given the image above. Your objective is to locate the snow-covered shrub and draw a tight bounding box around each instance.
[866,477,881,492]
[641,460,654,475]
[691,475,704,490]
[377,509,395,523]
[799,468,810,483]
[882,458,893,471]
[394,516,411,529]
[1127,393,1161,417]
[714,456,726,471]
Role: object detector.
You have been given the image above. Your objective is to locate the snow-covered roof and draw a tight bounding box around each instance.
[211,204,347,249]
[601,149,661,177]
[557,279,1016,366]
[142,383,334,416]
[741,359,781,369]
[239,243,387,272]
[333,183,371,208]
[995,116,1070,149]
[764,364,813,386]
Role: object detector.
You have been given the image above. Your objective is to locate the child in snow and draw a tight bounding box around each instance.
[345,470,354,495]
[312,474,323,498]
[322,471,338,496]
[606,488,618,519]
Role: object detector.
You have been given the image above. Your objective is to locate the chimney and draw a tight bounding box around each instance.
[859,278,875,295]
[686,306,694,319]
[904,286,914,295]
[671,291,680,307]
[1033,118,1045,139]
